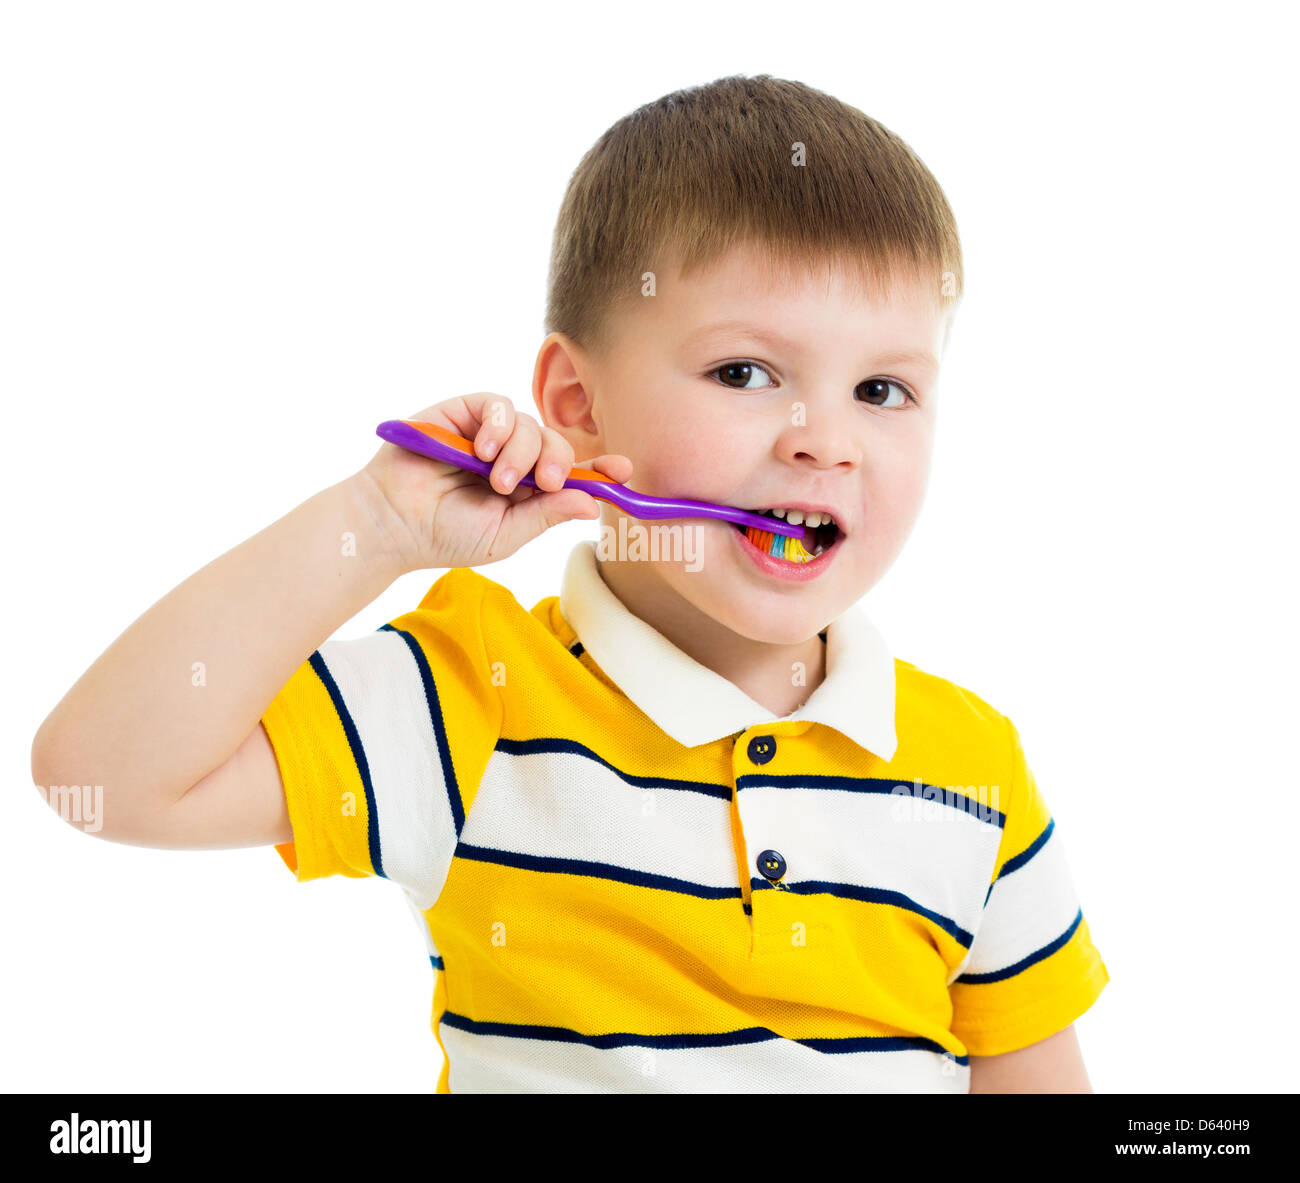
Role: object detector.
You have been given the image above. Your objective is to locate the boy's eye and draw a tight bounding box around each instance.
[710,361,776,390]
[856,378,913,408]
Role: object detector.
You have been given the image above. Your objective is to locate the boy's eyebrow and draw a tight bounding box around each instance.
[870,348,940,375]
[683,322,803,352]
[683,321,938,373]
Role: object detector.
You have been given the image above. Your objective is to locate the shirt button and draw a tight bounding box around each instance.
[757,849,787,881]
[747,735,777,764]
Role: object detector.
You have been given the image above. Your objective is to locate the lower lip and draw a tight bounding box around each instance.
[730,524,843,582]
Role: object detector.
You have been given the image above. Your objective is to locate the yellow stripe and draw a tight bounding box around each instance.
[949,914,1110,1056]
[427,860,966,1052]
[260,656,375,881]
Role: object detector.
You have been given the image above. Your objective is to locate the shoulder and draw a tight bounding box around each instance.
[894,656,1011,730]
[407,566,546,632]
[892,657,1020,783]
[404,567,568,664]
[414,566,517,614]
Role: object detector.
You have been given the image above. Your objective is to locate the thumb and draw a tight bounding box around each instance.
[494,488,600,553]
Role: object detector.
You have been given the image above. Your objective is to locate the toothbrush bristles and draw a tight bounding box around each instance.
[743,525,815,563]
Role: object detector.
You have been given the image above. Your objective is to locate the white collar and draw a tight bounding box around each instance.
[558,541,897,759]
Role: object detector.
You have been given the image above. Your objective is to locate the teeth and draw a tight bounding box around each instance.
[759,507,839,529]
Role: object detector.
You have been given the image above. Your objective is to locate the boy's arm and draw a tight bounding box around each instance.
[968,1024,1093,1093]
[30,471,408,846]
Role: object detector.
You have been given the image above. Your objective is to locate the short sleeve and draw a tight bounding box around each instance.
[947,716,1110,1056]
[260,568,502,909]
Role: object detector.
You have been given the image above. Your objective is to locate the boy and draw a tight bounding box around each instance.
[31,74,1108,1093]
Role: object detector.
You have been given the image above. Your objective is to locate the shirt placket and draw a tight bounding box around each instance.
[729,721,813,954]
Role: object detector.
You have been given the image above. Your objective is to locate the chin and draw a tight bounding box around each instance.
[696,589,832,647]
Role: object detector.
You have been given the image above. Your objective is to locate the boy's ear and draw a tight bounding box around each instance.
[532,331,603,455]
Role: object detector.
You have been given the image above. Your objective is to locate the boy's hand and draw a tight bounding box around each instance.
[357,393,633,573]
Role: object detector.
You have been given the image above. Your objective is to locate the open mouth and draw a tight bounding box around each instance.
[733,507,842,563]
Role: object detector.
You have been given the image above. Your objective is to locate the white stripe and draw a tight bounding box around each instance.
[441,1025,969,1093]
[466,750,1002,935]
[961,825,1081,976]
[317,631,457,910]
[465,749,738,888]
[405,894,442,962]
[738,784,1002,940]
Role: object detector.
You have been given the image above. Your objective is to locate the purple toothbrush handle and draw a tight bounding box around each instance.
[374,419,805,539]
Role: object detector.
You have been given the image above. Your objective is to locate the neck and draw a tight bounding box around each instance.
[594,556,827,718]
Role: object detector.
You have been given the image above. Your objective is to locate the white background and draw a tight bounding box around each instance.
[3,0,1296,1094]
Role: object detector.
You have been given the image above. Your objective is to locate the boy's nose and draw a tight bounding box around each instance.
[778,422,862,471]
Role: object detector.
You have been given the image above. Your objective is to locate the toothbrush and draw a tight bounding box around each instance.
[375,418,817,557]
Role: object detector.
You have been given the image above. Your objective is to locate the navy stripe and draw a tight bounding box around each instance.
[430,954,444,972]
[380,623,466,837]
[455,843,969,943]
[983,818,1055,907]
[308,651,385,879]
[751,878,974,947]
[737,773,1006,828]
[455,842,741,900]
[797,1034,965,1062]
[494,737,732,800]
[439,1011,966,1063]
[956,908,1083,984]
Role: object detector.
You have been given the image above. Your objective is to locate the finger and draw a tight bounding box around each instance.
[533,427,578,493]
[403,396,487,443]
[464,394,518,462]
[579,453,635,484]
[495,488,601,554]
[489,413,542,494]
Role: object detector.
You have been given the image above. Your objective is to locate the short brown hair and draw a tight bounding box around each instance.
[545,74,963,354]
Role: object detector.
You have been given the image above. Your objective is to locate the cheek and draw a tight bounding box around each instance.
[869,448,932,534]
[628,409,746,498]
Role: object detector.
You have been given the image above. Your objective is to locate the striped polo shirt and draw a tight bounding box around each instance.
[261,540,1109,1093]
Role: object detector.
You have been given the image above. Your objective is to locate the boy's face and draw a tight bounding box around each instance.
[546,240,949,646]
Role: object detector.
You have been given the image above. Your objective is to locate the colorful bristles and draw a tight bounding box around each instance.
[743,526,816,563]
